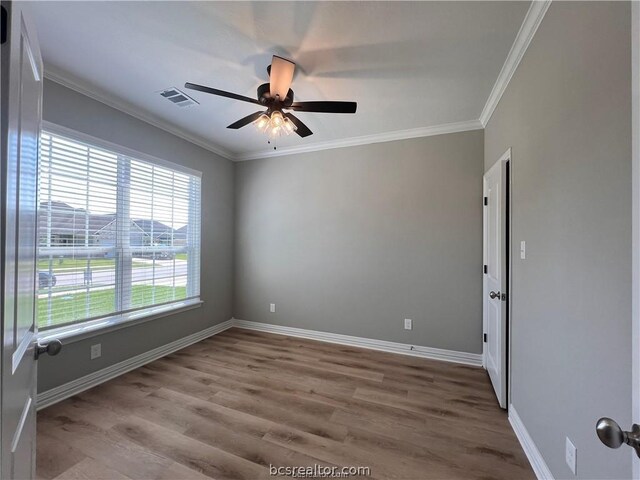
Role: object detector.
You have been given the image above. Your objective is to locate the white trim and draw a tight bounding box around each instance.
[509,405,554,480]
[632,1,640,478]
[43,67,234,161]
[479,1,551,127]
[36,318,234,410]
[42,3,550,162]
[37,317,483,411]
[45,67,485,163]
[38,299,203,345]
[235,120,484,161]
[42,120,203,178]
[233,319,483,367]
[10,397,33,453]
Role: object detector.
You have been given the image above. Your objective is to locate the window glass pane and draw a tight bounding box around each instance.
[127,159,191,310]
[38,130,201,330]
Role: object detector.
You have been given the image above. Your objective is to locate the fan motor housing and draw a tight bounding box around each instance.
[258,83,294,107]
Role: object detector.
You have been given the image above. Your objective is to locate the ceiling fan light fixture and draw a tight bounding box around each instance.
[283,117,297,135]
[254,113,270,132]
[186,54,356,144]
[270,110,284,127]
[269,126,281,139]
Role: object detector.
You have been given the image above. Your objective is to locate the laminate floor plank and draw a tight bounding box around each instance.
[53,458,132,480]
[37,328,534,479]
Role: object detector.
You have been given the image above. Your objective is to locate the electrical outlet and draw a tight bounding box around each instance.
[90,343,101,360]
[270,303,276,313]
[404,318,412,330]
[565,437,577,475]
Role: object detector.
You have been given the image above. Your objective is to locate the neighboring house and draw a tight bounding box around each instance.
[38,201,115,247]
[38,201,178,254]
[132,219,175,246]
[173,225,187,246]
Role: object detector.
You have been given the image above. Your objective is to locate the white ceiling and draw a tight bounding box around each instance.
[29,1,530,160]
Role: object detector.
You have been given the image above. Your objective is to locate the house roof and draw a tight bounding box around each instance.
[39,202,178,240]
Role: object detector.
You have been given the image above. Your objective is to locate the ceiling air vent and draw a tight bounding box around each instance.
[159,87,199,107]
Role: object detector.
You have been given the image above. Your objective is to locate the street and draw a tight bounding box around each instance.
[39,259,188,296]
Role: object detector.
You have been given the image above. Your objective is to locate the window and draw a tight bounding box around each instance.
[38,126,201,331]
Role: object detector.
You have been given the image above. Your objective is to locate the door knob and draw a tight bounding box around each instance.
[596,417,640,457]
[489,291,500,299]
[35,339,62,360]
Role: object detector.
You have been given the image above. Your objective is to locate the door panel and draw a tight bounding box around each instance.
[483,156,508,409]
[1,2,43,478]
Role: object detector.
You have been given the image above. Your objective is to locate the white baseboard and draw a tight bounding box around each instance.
[509,404,554,480]
[37,317,483,410]
[37,318,234,410]
[233,319,483,367]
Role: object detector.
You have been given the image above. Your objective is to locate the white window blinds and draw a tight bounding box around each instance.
[38,129,201,330]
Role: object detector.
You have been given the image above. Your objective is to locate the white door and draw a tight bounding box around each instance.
[1,2,43,479]
[483,152,509,409]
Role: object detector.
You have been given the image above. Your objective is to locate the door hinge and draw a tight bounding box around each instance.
[483,333,487,343]
[1,6,7,45]
[483,265,488,274]
[483,196,488,206]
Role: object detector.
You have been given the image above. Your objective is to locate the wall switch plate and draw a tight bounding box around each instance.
[520,241,526,259]
[565,437,577,475]
[270,303,276,313]
[404,318,412,330]
[90,343,101,360]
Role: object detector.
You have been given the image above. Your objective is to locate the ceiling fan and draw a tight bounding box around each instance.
[185,55,357,141]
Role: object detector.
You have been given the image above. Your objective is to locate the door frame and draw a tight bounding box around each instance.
[631,1,639,477]
[482,147,512,407]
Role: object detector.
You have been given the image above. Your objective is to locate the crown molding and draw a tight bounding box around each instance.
[479,0,551,127]
[43,66,235,160]
[45,65,483,162]
[235,119,484,161]
[42,2,550,163]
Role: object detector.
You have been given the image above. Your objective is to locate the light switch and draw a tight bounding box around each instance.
[520,241,526,260]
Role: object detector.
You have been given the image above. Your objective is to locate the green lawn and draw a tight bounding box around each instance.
[38,285,187,329]
[175,253,187,261]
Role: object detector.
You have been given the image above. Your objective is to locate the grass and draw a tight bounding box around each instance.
[38,285,187,329]
[175,253,187,261]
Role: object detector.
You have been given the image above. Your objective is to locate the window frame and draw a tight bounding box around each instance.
[37,121,203,342]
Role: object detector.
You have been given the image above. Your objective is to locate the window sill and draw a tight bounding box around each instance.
[37,299,203,344]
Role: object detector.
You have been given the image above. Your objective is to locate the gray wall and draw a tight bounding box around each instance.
[484,2,632,479]
[38,79,235,392]
[235,131,484,354]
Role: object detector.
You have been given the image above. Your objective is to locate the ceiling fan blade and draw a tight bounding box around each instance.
[289,101,357,114]
[184,82,260,105]
[269,55,295,100]
[227,111,266,129]
[284,113,313,138]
